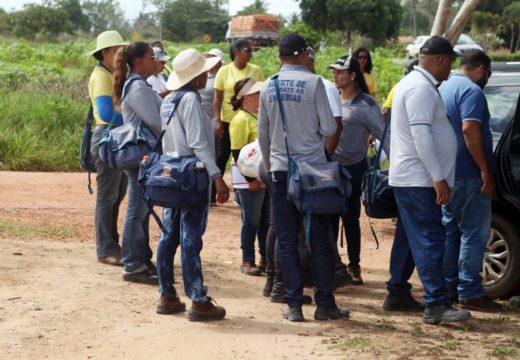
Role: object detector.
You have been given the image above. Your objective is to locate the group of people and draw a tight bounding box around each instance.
[87,29,501,324]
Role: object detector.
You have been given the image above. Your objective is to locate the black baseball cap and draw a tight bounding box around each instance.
[279,33,308,56]
[420,36,458,56]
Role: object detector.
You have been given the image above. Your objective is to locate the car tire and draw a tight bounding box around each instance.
[484,213,520,299]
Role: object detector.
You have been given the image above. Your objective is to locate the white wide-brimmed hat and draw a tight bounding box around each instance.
[87,30,129,56]
[167,49,221,91]
[236,78,264,100]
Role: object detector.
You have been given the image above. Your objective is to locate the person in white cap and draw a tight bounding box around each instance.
[87,30,128,267]
[200,49,225,121]
[147,47,172,98]
[112,42,164,285]
[155,48,230,321]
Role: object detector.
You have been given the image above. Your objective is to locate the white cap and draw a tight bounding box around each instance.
[203,48,225,64]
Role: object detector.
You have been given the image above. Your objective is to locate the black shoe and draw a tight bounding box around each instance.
[347,264,363,285]
[383,294,424,312]
[423,304,471,325]
[146,261,158,276]
[282,306,304,322]
[314,305,350,320]
[263,278,274,297]
[459,296,503,312]
[335,273,353,289]
[123,268,159,285]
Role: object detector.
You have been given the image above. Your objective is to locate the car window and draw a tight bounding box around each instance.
[456,34,474,45]
[484,85,520,148]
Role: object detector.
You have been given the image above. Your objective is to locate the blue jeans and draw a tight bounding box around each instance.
[442,177,491,300]
[271,171,336,308]
[121,168,153,272]
[91,126,127,258]
[236,188,269,262]
[387,217,416,297]
[393,187,448,306]
[157,190,210,302]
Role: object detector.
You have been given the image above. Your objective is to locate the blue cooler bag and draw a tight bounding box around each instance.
[138,152,209,210]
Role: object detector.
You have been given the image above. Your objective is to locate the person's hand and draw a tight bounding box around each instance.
[248,179,263,192]
[367,134,375,145]
[214,119,224,137]
[433,179,450,206]
[481,170,496,196]
[214,177,230,204]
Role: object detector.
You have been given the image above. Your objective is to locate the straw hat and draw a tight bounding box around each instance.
[87,30,129,56]
[167,49,220,91]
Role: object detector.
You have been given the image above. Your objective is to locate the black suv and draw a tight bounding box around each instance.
[482,62,520,298]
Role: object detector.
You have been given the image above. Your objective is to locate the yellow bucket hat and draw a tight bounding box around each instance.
[87,30,129,57]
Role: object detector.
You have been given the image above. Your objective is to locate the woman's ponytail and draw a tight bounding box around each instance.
[113,46,129,106]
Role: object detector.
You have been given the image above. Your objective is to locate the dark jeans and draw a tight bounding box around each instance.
[121,168,153,272]
[392,186,448,306]
[271,171,335,308]
[157,191,210,302]
[387,217,415,297]
[331,159,368,267]
[211,121,231,202]
[236,188,269,262]
[91,126,127,258]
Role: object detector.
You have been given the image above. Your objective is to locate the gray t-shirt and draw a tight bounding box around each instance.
[161,89,220,180]
[121,73,163,137]
[258,64,336,172]
[199,75,216,120]
[332,91,389,166]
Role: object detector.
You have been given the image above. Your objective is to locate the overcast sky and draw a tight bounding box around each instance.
[0,0,301,19]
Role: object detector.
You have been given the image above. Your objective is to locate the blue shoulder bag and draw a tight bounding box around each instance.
[272,75,346,245]
[138,89,210,234]
[98,77,158,170]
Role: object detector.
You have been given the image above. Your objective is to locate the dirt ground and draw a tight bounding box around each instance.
[1,171,519,360]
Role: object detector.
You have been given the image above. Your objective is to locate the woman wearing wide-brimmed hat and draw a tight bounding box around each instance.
[156,49,230,321]
[87,30,129,267]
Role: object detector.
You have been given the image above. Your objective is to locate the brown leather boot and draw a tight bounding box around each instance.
[156,294,186,315]
[188,297,226,321]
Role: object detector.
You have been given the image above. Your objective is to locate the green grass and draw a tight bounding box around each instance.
[0,38,404,171]
[0,219,76,239]
[340,337,373,351]
[488,346,518,359]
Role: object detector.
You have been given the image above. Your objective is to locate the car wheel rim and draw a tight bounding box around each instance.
[482,227,510,287]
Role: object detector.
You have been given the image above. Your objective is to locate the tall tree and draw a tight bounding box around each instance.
[431,0,454,35]
[82,0,128,34]
[236,0,269,15]
[504,1,520,52]
[46,0,90,32]
[10,4,73,39]
[445,0,482,43]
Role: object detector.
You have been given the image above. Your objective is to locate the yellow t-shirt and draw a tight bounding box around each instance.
[363,72,377,97]
[214,62,265,123]
[383,83,398,110]
[229,110,258,150]
[88,64,118,126]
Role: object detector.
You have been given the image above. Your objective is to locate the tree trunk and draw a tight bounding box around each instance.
[431,0,453,36]
[511,24,515,53]
[445,0,482,44]
[515,27,520,52]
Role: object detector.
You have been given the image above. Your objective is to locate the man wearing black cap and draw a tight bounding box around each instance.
[387,36,471,324]
[258,33,349,322]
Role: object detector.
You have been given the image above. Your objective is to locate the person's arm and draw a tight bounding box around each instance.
[315,79,336,137]
[367,104,390,156]
[460,91,495,196]
[158,89,172,98]
[326,117,342,157]
[258,85,271,172]
[213,67,226,137]
[95,96,123,126]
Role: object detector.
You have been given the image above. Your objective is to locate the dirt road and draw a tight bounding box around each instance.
[0,172,519,359]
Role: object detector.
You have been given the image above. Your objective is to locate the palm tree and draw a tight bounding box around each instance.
[431,0,453,35]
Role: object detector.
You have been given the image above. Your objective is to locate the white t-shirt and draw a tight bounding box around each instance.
[389,66,456,188]
[147,74,168,94]
[321,76,342,118]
